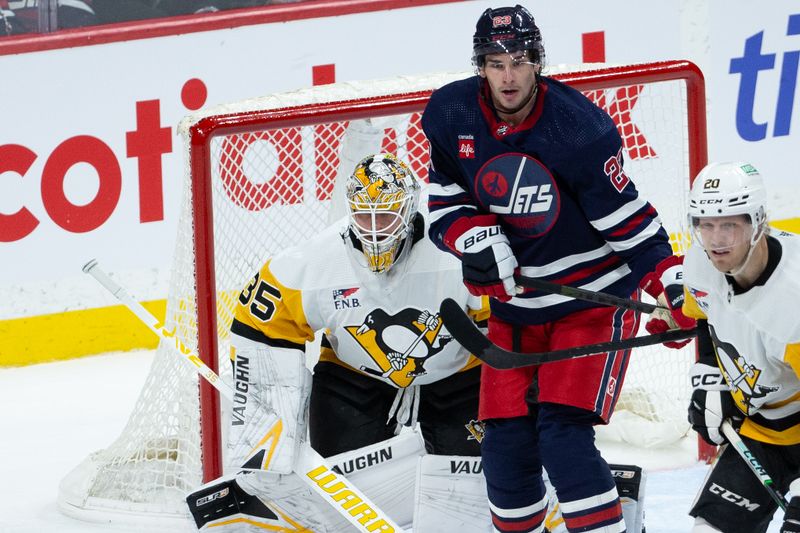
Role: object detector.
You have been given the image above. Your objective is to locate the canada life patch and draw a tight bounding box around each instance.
[474,153,560,237]
[458,136,475,159]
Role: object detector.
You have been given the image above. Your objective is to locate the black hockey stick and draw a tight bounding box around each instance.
[721,421,788,511]
[439,298,697,368]
[514,274,665,314]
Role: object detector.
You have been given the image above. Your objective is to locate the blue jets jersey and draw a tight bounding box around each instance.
[422,75,672,325]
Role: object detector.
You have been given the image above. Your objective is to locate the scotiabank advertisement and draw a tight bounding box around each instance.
[0,0,796,325]
[708,1,800,218]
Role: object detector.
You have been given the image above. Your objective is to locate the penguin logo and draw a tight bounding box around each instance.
[709,325,779,415]
[465,420,485,443]
[346,307,453,386]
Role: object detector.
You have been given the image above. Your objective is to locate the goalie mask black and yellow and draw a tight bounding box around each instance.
[346,154,421,273]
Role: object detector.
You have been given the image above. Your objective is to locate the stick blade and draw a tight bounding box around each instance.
[439,298,522,369]
[440,298,488,351]
[441,296,699,369]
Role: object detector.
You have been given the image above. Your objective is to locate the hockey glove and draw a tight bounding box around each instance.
[640,255,695,348]
[687,362,740,445]
[450,215,517,301]
[782,483,800,533]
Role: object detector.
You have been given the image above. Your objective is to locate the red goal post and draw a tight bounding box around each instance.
[58,60,709,527]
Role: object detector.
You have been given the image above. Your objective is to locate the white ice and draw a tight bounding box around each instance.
[0,350,784,532]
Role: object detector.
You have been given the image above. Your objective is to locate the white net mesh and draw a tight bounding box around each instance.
[58,62,706,524]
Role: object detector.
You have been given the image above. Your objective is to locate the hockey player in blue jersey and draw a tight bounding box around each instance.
[421,5,695,532]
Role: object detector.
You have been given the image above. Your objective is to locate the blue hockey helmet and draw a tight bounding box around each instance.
[472,5,544,67]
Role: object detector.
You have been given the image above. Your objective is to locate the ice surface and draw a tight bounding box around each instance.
[0,351,783,532]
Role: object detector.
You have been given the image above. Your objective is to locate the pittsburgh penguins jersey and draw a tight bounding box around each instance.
[231,207,489,389]
[683,232,800,445]
[422,75,672,325]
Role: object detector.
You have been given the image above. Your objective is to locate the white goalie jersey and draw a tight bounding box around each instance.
[231,209,488,389]
[683,231,800,445]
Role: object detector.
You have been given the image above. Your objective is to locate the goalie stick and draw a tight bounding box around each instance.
[439,298,697,369]
[721,420,788,511]
[83,259,408,533]
[514,274,665,314]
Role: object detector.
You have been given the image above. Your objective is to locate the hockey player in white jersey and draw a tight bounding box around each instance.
[185,153,495,532]
[681,162,800,533]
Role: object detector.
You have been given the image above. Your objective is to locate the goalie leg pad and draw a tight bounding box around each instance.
[228,340,312,474]
[326,431,426,529]
[413,454,493,533]
[610,463,646,533]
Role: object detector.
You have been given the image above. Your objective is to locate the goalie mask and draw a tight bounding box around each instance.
[345,154,421,273]
[472,5,544,68]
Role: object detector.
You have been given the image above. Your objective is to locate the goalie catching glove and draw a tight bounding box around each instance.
[640,255,696,348]
[687,362,741,445]
[445,214,517,301]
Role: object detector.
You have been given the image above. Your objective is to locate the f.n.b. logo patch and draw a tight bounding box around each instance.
[333,287,360,310]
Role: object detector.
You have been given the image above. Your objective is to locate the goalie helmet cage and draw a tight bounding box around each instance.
[58,60,710,527]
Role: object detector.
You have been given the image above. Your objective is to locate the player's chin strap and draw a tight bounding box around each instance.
[388,386,420,434]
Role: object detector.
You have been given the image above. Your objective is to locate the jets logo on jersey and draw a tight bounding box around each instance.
[481,170,508,198]
[710,326,780,415]
[345,307,453,387]
[333,287,360,309]
[476,153,560,237]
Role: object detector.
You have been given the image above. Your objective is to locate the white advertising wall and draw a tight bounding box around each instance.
[707,0,800,217]
[0,0,797,360]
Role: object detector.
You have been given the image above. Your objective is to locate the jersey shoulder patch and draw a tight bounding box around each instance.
[682,245,716,317]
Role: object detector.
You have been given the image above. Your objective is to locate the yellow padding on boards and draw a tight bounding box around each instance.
[0,300,166,367]
[770,218,800,233]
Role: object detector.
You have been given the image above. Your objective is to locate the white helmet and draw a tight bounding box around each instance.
[688,162,767,228]
[345,154,421,273]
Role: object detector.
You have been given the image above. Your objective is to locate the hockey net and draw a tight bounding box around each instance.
[58,60,708,527]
